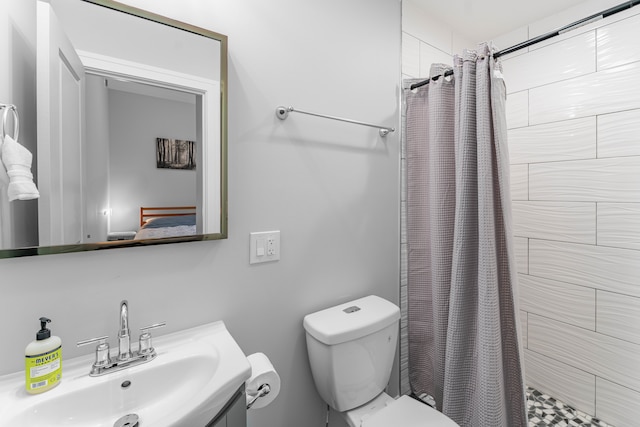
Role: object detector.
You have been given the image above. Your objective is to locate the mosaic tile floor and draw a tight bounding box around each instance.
[527,387,613,427]
[415,387,613,426]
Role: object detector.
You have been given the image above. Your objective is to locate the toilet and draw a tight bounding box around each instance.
[303,295,459,427]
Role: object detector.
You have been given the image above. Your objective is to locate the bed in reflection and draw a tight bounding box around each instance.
[134,206,197,240]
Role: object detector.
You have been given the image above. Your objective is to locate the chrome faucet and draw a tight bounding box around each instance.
[118,300,132,361]
[77,300,166,376]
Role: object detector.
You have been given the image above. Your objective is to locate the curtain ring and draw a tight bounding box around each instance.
[2,104,19,141]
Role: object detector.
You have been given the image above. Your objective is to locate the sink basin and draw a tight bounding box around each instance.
[0,321,251,427]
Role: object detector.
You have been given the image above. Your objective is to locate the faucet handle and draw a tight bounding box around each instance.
[77,335,112,368]
[140,322,166,335]
[138,322,166,356]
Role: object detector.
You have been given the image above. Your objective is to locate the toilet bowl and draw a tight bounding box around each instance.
[344,392,457,427]
[303,295,458,427]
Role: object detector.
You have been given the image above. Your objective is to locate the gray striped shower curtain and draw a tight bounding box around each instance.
[405,44,527,427]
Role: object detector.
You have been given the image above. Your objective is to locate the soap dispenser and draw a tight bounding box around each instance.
[25,317,62,394]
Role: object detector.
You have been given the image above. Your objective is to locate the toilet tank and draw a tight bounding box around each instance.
[303,295,400,412]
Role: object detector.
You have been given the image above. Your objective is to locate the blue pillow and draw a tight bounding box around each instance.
[141,214,196,229]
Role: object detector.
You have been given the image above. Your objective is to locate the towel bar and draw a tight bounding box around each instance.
[0,103,19,141]
[276,106,395,137]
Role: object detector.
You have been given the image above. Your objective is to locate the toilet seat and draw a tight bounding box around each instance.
[362,396,459,427]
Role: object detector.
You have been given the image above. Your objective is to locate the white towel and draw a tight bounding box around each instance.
[0,154,8,187]
[1,135,39,201]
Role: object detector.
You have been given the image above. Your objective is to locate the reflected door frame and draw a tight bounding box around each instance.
[37,1,85,246]
[79,51,221,237]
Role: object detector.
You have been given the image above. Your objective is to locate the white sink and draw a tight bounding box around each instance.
[0,321,251,427]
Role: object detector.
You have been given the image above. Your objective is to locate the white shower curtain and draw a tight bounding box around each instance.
[405,44,526,426]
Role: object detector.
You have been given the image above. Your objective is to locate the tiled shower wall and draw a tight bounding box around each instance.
[496,3,640,426]
[401,2,640,425]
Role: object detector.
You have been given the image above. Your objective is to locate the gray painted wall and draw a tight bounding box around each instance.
[108,89,197,232]
[0,1,401,427]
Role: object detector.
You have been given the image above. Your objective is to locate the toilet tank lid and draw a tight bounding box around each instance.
[303,295,400,345]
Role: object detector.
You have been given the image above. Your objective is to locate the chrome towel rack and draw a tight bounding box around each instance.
[276,106,395,137]
[0,103,19,141]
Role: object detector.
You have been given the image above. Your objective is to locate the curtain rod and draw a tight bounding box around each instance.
[409,0,640,90]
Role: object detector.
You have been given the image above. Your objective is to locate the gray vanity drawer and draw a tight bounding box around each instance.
[207,385,247,427]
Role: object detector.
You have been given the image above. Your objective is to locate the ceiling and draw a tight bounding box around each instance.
[411,0,590,42]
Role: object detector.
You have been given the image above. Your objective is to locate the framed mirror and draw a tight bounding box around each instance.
[0,0,227,258]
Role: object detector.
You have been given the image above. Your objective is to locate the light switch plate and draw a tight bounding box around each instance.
[250,231,280,264]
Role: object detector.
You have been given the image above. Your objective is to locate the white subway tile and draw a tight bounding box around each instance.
[499,4,640,418]
[530,0,620,36]
[400,201,407,243]
[528,1,603,39]
[510,164,528,201]
[506,91,528,129]
[402,0,452,54]
[529,61,640,125]
[402,32,420,78]
[512,201,596,244]
[597,13,640,71]
[598,109,640,158]
[401,151,406,182]
[598,203,640,250]
[502,32,596,94]
[596,377,640,427]
[508,117,596,164]
[520,310,527,348]
[514,236,528,274]
[401,243,408,286]
[452,33,475,55]
[529,157,640,202]
[528,0,635,50]
[400,273,408,307]
[401,74,420,87]
[519,273,595,329]
[528,314,640,392]
[597,290,640,345]
[524,349,596,416]
[419,42,452,77]
[529,240,640,297]
[491,26,528,59]
[400,369,410,396]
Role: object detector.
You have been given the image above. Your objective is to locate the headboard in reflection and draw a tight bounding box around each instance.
[0,0,227,258]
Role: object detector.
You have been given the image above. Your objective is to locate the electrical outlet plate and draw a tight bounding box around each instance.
[250,231,280,264]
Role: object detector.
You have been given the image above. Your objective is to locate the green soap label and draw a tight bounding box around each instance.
[25,346,62,390]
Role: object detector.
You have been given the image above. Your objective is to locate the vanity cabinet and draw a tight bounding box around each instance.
[207,385,247,427]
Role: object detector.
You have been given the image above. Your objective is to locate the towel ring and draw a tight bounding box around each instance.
[1,104,19,141]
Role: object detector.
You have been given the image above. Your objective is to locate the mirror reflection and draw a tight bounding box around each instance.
[0,0,227,258]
